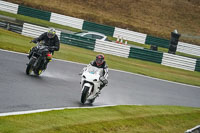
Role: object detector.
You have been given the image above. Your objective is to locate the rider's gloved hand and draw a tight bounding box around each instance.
[30,39,37,43]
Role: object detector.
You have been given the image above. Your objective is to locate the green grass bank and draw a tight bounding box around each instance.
[0,105,200,133]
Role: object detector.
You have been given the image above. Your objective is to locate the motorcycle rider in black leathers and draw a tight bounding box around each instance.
[90,54,108,91]
[27,28,60,68]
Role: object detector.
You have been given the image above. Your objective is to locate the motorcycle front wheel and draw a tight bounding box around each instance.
[26,58,36,75]
[34,69,42,76]
[81,86,90,104]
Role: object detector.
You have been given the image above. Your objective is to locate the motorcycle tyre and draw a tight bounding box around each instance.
[81,86,89,104]
[26,58,36,75]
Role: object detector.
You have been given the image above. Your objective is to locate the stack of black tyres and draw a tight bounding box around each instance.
[168,30,181,54]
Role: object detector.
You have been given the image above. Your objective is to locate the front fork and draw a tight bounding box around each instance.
[82,83,93,95]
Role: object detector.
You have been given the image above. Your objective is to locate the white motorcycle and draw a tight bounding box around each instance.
[80,65,104,104]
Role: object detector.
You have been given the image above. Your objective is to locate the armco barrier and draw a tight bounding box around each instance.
[50,13,84,30]
[8,23,22,34]
[0,0,18,14]
[113,27,147,44]
[60,32,96,50]
[177,42,200,57]
[129,47,163,64]
[18,5,51,21]
[0,20,23,34]
[94,40,130,58]
[195,59,200,72]
[161,53,196,71]
[22,23,61,39]
[82,21,115,36]
[145,35,170,48]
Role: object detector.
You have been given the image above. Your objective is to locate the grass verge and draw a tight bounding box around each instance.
[0,28,200,86]
[0,105,200,133]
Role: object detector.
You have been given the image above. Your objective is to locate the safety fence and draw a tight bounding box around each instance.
[1,0,200,57]
[113,27,147,45]
[60,32,96,50]
[1,21,200,72]
[145,35,170,48]
[83,21,115,37]
[50,13,84,30]
[94,40,130,58]
[22,23,61,39]
[0,20,22,33]
[18,5,51,21]
[177,42,200,57]
[129,48,163,64]
[161,53,196,71]
[0,0,18,14]
[195,59,200,72]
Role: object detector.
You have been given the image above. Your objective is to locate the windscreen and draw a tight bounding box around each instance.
[87,66,103,76]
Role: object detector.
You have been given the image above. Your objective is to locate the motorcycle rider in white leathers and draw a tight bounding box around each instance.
[82,54,108,91]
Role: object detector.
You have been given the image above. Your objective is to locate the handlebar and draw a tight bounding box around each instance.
[29,40,56,51]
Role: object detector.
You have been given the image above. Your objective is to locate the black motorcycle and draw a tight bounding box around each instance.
[26,42,53,76]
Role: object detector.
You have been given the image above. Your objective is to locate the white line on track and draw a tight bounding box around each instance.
[0,104,143,117]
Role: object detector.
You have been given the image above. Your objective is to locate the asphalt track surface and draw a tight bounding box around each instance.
[0,50,200,113]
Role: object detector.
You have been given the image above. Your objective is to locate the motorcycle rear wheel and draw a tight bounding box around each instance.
[81,86,89,104]
[26,58,35,75]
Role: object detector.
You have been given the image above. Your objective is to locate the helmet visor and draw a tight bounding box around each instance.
[96,58,104,65]
[47,32,55,38]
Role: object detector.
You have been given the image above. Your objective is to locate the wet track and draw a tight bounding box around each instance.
[0,50,200,113]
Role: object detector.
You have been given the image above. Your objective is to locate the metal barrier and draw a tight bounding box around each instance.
[177,42,200,57]
[22,23,61,39]
[95,40,130,58]
[50,13,84,30]
[0,20,22,33]
[113,27,147,45]
[162,53,196,71]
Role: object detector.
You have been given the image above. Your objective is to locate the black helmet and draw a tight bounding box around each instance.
[47,28,56,38]
[96,54,104,66]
